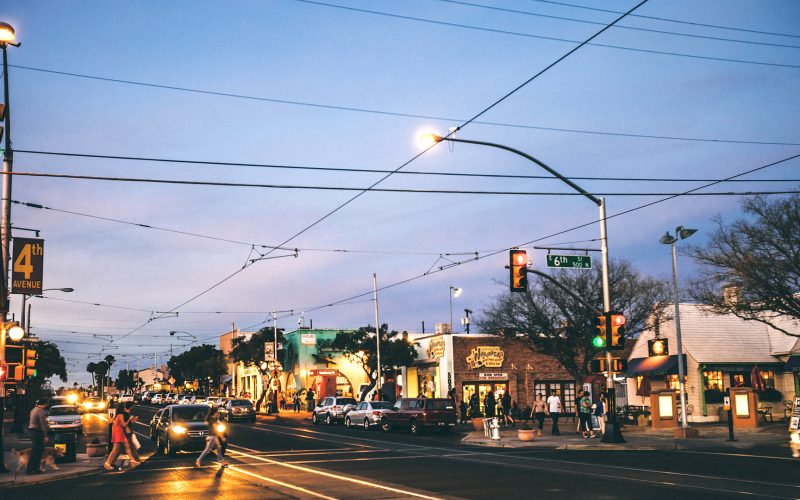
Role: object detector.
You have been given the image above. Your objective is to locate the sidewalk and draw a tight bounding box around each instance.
[462,420,792,452]
[1,420,106,488]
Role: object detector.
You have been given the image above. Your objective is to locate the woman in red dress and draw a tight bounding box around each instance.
[104,404,140,470]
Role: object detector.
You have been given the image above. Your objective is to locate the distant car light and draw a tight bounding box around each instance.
[67,394,79,404]
[215,423,226,433]
[171,425,187,435]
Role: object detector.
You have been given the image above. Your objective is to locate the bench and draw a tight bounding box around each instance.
[757,403,773,422]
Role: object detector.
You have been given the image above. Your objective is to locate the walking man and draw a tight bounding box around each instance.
[546,390,562,435]
[26,399,50,474]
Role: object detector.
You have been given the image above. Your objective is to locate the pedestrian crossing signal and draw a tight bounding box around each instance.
[0,363,7,382]
[591,358,628,372]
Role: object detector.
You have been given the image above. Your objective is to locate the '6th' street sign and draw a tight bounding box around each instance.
[12,238,44,295]
[546,254,592,269]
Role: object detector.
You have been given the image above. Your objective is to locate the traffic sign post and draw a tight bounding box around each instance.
[11,238,44,295]
[546,254,592,269]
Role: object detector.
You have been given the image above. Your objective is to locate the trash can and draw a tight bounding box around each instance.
[53,431,78,463]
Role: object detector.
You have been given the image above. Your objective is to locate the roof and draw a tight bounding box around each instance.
[646,304,793,364]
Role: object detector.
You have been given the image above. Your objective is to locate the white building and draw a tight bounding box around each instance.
[135,367,164,390]
[627,304,800,422]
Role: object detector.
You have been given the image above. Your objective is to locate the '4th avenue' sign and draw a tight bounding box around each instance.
[12,238,45,294]
[546,254,592,269]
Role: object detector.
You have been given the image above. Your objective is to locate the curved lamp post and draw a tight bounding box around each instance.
[659,226,697,432]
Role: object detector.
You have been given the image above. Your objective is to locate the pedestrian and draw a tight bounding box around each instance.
[104,403,139,470]
[469,392,481,419]
[575,392,583,434]
[496,391,505,422]
[483,390,496,418]
[306,388,315,411]
[502,390,515,427]
[280,392,287,410]
[546,390,562,435]
[122,402,142,463]
[293,392,301,412]
[596,393,607,435]
[532,393,547,437]
[459,399,468,424]
[26,399,50,474]
[579,390,596,438]
[195,407,227,468]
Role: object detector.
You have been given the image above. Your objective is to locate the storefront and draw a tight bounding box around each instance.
[402,333,577,415]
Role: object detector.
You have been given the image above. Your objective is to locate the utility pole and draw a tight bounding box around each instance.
[373,273,382,394]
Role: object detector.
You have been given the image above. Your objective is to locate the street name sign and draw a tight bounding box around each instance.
[546,254,591,269]
[12,238,44,294]
[264,343,275,362]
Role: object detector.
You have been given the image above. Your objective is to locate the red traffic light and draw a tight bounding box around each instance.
[509,249,529,293]
[0,362,7,382]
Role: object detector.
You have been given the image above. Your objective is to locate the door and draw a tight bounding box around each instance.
[321,376,337,399]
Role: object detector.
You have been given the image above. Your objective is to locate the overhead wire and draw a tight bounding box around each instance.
[434,0,800,49]
[10,68,800,146]
[291,0,800,69]
[108,0,652,343]
[7,169,797,196]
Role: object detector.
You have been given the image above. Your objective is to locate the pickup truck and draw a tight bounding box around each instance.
[379,398,457,434]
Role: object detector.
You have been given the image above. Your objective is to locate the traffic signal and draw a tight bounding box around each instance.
[509,250,528,292]
[0,363,7,382]
[13,365,23,381]
[590,358,628,373]
[592,315,606,348]
[607,312,626,350]
[648,338,669,357]
[25,344,37,378]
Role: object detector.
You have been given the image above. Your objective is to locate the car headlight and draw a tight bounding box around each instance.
[791,432,800,445]
[67,394,79,404]
[171,425,187,435]
[215,423,226,433]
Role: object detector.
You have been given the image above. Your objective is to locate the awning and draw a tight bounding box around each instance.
[627,354,686,376]
[785,356,800,372]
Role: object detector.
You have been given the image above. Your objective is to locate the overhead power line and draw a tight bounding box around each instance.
[11,68,799,146]
[525,0,800,39]
[109,0,651,343]
[292,0,800,69]
[435,0,800,49]
[15,150,800,178]
[7,169,797,196]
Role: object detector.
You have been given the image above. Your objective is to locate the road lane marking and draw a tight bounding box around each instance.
[228,445,445,500]
[226,464,339,500]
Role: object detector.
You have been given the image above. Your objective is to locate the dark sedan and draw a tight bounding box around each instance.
[150,404,220,456]
[218,399,256,422]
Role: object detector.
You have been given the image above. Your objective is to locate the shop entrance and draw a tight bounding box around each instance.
[462,382,507,417]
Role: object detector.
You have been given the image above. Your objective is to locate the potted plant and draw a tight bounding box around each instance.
[471,416,485,431]
[517,421,536,441]
[86,437,106,457]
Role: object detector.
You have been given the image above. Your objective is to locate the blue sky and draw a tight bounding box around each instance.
[3,0,798,386]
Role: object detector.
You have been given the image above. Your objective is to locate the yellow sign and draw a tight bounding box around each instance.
[466,346,504,369]
[427,338,445,359]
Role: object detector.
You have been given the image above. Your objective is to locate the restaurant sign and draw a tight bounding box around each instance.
[790,397,800,431]
[301,333,316,345]
[478,373,508,381]
[310,369,338,376]
[466,346,504,369]
[427,337,446,359]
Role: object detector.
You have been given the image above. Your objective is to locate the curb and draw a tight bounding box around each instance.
[0,453,106,488]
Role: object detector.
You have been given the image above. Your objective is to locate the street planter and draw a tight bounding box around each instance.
[86,442,106,457]
[471,419,484,431]
[517,429,536,441]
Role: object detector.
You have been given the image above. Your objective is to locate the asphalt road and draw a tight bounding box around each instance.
[10,404,800,499]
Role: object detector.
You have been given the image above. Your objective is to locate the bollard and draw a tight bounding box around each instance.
[490,417,501,440]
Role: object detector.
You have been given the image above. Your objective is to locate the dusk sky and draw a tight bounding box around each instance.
[3,0,798,386]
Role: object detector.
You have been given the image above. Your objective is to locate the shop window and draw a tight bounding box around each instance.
[417,365,438,398]
[731,373,750,388]
[703,371,723,391]
[762,370,776,389]
[667,374,680,391]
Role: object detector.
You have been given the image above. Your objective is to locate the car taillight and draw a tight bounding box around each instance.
[372,411,381,416]
[333,406,339,411]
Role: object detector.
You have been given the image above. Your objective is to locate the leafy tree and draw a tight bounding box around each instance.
[689,194,800,337]
[326,324,418,401]
[31,341,67,383]
[168,344,227,395]
[116,369,137,392]
[229,328,286,411]
[477,260,669,382]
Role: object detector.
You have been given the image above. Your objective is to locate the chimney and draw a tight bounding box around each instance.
[723,285,741,305]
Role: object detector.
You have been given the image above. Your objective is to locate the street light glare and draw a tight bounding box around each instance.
[452,287,462,298]
[417,131,442,149]
[7,324,24,341]
[0,22,15,43]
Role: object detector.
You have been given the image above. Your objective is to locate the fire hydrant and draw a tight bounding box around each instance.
[490,417,501,440]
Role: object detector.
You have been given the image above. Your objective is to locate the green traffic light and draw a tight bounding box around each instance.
[592,335,606,348]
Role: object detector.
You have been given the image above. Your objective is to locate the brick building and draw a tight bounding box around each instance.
[401,333,579,414]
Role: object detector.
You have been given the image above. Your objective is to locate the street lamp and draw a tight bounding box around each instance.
[422,132,622,442]
[22,287,74,333]
[659,225,697,433]
[449,286,462,332]
[0,21,19,474]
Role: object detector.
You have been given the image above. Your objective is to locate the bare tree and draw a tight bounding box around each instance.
[477,260,669,381]
[689,194,800,337]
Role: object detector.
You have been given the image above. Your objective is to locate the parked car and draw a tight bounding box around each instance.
[213,397,229,409]
[82,397,107,413]
[312,396,357,425]
[46,405,84,434]
[150,404,220,456]
[344,401,395,430]
[165,393,179,404]
[120,394,134,403]
[379,398,457,434]
[178,395,194,404]
[151,394,164,405]
[218,399,256,422]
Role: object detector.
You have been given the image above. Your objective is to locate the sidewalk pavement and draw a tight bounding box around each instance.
[1,426,106,488]
[462,420,792,452]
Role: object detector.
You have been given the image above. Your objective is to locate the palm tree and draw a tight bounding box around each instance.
[86,362,98,396]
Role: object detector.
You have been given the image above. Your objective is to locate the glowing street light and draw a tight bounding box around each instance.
[449,286,462,332]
